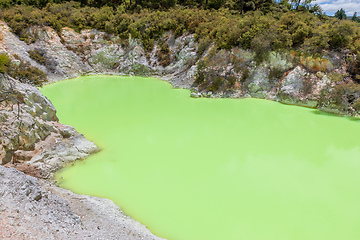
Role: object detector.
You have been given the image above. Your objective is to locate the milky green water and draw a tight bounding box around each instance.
[41,75,360,240]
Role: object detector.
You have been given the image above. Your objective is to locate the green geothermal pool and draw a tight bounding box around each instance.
[41,75,360,240]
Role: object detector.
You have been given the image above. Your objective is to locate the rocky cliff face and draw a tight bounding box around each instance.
[0,73,100,180]
[0,76,163,238]
[1,20,357,116]
[0,21,197,87]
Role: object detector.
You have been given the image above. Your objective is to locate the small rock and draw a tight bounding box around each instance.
[316,71,324,78]
[190,92,200,98]
[33,191,42,201]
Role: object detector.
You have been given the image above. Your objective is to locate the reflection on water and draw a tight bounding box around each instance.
[41,76,360,240]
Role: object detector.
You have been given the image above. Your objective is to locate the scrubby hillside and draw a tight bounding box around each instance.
[0,1,360,116]
[1,1,360,239]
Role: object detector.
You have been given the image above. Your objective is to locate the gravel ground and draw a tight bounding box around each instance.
[0,166,165,240]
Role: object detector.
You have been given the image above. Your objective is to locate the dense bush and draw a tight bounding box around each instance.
[2,0,360,97]
[8,60,47,86]
[0,54,11,74]
[0,53,47,86]
[347,53,360,83]
[333,82,360,109]
[28,48,58,72]
[156,39,171,67]
[0,0,287,11]
[1,2,359,58]
[28,49,46,64]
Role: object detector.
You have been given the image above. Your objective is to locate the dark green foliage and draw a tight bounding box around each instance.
[347,53,360,83]
[0,0,285,11]
[269,67,283,82]
[290,0,314,11]
[28,48,58,72]
[0,53,11,74]
[301,77,313,95]
[334,8,346,20]
[351,12,359,22]
[0,1,340,58]
[333,83,360,111]
[8,61,47,86]
[227,75,236,86]
[156,39,171,67]
[0,53,47,86]
[28,49,46,64]
[131,63,152,76]
[353,98,360,112]
[209,76,223,91]
[328,22,354,49]
[137,0,176,9]
[0,0,359,66]
[251,32,271,64]
[195,60,206,85]
[309,4,324,16]
[240,68,250,83]
[4,0,360,110]
[193,48,242,93]
[196,37,211,56]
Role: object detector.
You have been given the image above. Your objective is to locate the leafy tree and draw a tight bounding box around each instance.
[334,8,346,20]
[290,0,313,10]
[352,12,359,22]
[309,4,323,16]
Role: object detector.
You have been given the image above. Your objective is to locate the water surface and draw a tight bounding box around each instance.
[41,75,360,240]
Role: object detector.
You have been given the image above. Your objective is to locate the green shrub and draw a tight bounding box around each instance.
[240,68,250,83]
[7,60,47,86]
[269,67,283,81]
[328,72,344,83]
[28,49,46,64]
[333,82,360,109]
[347,53,360,83]
[0,53,11,74]
[328,21,355,49]
[209,76,223,92]
[156,40,171,67]
[227,75,237,86]
[194,60,206,85]
[197,37,212,56]
[1,2,360,65]
[353,98,360,112]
